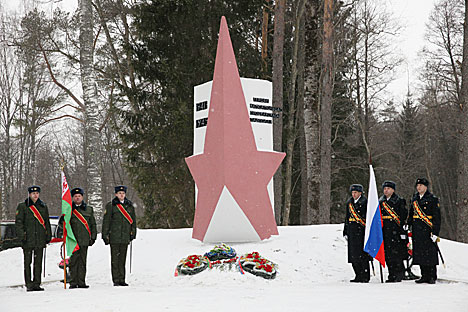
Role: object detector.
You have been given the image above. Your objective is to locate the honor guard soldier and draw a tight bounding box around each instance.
[408,178,441,284]
[102,185,137,286]
[379,181,408,282]
[343,184,370,283]
[68,187,97,289]
[15,186,52,291]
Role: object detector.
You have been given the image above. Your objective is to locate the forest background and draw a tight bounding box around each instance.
[1,0,468,243]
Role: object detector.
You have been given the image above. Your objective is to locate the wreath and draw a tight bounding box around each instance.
[204,243,237,261]
[175,255,210,276]
[239,252,277,279]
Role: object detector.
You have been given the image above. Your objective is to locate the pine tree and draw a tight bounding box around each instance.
[120,0,266,228]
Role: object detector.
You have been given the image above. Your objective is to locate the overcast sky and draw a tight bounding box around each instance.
[2,0,437,104]
[386,0,437,103]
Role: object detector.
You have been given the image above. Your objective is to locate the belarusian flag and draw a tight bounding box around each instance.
[62,170,79,256]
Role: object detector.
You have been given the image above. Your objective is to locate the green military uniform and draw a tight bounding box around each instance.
[69,201,97,288]
[102,196,136,286]
[15,195,52,291]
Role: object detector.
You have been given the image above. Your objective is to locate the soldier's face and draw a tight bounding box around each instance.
[29,192,39,202]
[383,187,394,197]
[116,191,126,201]
[351,191,361,200]
[416,184,427,194]
[73,194,83,205]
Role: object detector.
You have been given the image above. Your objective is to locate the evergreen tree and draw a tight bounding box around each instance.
[120,0,267,228]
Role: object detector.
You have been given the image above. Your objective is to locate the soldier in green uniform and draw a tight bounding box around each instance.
[68,187,97,289]
[102,185,137,286]
[15,186,52,291]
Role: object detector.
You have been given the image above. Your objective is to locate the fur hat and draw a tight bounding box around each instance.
[349,184,364,193]
[71,187,84,196]
[382,180,396,190]
[415,178,429,187]
[28,185,41,193]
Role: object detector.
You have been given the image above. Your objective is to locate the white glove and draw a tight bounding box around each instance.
[431,235,440,243]
[400,234,406,239]
[344,235,348,241]
[403,225,409,231]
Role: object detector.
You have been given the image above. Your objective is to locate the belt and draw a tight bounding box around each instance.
[413,215,432,219]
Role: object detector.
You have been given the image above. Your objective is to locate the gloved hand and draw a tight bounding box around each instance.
[402,224,409,231]
[89,239,95,246]
[103,236,110,245]
[400,234,406,239]
[431,234,440,243]
[344,235,348,241]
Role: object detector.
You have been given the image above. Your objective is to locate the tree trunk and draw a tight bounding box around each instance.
[297,13,307,225]
[261,0,270,77]
[79,0,103,225]
[303,0,321,225]
[318,0,334,224]
[282,0,306,226]
[456,0,468,243]
[272,0,286,224]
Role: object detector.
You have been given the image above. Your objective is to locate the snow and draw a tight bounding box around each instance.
[1,225,467,311]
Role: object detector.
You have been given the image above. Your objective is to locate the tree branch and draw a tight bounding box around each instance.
[49,103,83,114]
[38,42,86,110]
[37,114,84,128]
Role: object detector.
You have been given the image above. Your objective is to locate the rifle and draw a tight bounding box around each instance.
[434,242,446,269]
[43,246,46,277]
[129,241,133,274]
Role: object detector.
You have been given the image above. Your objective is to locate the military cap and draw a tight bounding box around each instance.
[349,184,364,193]
[115,185,127,193]
[382,180,396,190]
[71,187,84,196]
[415,178,429,187]
[28,185,41,193]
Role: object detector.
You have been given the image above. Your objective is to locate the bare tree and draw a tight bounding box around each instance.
[272,0,287,224]
[303,0,321,224]
[317,0,334,224]
[79,0,103,224]
[349,0,402,159]
[282,0,306,225]
[456,0,468,243]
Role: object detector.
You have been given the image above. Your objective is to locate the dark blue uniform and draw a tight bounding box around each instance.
[343,195,370,282]
[408,191,441,282]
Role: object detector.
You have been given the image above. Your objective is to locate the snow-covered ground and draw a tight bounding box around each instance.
[1,225,467,311]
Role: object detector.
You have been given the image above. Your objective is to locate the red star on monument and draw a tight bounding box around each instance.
[185,16,285,241]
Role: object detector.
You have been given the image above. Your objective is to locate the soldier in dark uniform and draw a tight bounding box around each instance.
[408,178,441,284]
[68,187,97,289]
[102,185,137,286]
[343,184,370,283]
[15,186,52,291]
[379,181,408,282]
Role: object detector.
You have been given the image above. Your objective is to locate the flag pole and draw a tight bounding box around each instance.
[63,216,67,289]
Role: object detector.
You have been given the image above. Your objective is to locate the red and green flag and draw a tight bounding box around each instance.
[61,170,79,256]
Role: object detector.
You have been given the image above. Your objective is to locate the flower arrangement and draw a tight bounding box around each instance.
[175,255,210,276]
[239,252,277,279]
[204,243,237,261]
[175,247,277,279]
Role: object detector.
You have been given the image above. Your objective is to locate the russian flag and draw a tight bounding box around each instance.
[364,165,385,267]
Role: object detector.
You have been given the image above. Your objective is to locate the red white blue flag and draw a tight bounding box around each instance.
[364,165,386,267]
